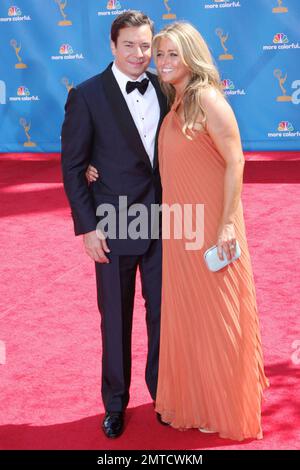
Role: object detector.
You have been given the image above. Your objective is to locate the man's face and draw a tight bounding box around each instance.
[111,25,152,80]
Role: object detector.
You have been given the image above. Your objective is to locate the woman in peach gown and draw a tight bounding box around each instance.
[152,22,269,441]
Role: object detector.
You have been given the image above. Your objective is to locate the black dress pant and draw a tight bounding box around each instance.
[95,238,162,412]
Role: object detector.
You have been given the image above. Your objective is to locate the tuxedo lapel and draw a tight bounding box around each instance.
[101,65,153,171]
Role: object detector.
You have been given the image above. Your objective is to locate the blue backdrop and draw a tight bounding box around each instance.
[0,0,299,153]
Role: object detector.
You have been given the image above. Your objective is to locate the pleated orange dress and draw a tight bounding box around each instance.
[155,99,269,441]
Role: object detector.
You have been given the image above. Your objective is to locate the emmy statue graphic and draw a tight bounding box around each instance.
[61,77,74,93]
[272,0,288,13]
[55,0,72,26]
[216,29,233,60]
[162,0,176,20]
[274,69,292,101]
[20,118,37,147]
[10,39,27,69]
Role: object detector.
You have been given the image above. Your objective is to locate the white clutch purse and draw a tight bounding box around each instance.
[204,241,241,272]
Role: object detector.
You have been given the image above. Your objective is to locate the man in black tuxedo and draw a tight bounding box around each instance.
[61,11,168,438]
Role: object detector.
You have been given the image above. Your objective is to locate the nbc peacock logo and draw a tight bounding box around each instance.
[9,86,40,102]
[60,44,73,55]
[222,79,245,96]
[278,121,293,132]
[0,5,31,22]
[51,43,83,60]
[8,6,21,16]
[268,120,300,138]
[97,0,125,16]
[222,79,235,91]
[107,0,121,10]
[263,33,299,51]
[17,86,30,96]
[273,33,288,44]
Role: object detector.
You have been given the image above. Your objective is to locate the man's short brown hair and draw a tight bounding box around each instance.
[111,10,154,45]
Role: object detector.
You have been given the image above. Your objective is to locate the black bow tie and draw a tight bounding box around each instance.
[126,78,149,95]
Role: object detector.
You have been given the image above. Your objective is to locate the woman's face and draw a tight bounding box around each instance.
[156,37,191,86]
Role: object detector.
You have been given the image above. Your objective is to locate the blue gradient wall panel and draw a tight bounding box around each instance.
[0,0,299,152]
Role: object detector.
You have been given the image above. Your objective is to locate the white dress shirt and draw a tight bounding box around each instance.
[112,62,160,167]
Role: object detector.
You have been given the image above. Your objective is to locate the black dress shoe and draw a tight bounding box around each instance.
[156,412,169,426]
[102,412,124,438]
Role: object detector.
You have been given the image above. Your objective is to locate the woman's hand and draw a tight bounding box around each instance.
[216,223,237,261]
[86,164,99,183]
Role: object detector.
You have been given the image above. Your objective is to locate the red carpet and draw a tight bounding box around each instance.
[0,153,299,450]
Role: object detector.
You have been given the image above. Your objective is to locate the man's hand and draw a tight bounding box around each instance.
[83,230,110,263]
[86,165,99,183]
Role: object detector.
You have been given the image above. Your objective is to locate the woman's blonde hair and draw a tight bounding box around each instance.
[153,22,223,138]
